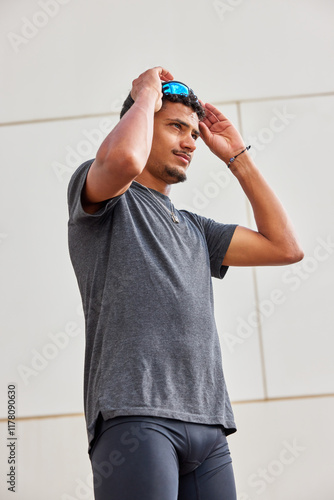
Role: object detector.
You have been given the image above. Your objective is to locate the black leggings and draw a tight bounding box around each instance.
[89,414,237,500]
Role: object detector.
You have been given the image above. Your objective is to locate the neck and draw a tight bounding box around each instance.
[134,171,172,196]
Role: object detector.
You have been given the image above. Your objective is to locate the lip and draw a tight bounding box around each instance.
[174,152,190,165]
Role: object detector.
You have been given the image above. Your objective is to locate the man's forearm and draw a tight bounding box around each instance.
[96,87,157,173]
[229,152,303,262]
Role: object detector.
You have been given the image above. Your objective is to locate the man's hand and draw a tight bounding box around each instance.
[131,67,174,113]
[199,102,246,165]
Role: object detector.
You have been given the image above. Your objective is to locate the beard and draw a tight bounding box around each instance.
[163,164,187,184]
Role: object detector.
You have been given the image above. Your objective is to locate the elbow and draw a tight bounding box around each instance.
[97,147,144,177]
[116,150,144,176]
[282,245,304,265]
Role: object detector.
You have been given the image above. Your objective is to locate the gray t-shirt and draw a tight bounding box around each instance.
[67,159,238,451]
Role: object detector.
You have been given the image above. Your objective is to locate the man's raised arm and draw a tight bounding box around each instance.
[199,102,304,267]
[82,67,173,214]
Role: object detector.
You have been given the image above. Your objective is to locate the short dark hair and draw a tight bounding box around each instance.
[120,89,206,121]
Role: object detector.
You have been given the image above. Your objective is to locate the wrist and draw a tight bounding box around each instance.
[228,150,257,178]
[227,145,251,168]
[134,86,160,104]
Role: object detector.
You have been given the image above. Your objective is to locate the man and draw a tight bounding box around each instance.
[67,67,303,500]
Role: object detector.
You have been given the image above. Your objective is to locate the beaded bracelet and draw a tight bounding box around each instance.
[227,145,251,168]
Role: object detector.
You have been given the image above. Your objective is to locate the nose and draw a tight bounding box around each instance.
[180,133,197,153]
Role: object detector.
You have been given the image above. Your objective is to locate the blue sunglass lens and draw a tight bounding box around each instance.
[162,82,189,96]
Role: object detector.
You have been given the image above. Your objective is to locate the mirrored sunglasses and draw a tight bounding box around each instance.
[162,81,197,100]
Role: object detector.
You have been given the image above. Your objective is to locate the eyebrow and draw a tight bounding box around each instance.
[165,118,200,137]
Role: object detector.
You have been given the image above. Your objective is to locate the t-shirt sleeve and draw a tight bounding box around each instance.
[67,159,121,224]
[199,215,238,279]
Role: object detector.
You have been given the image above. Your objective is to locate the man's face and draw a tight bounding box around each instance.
[145,101,200,184]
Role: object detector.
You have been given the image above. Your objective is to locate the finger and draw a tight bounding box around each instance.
[156,67,174,82]
[203,106,221,125]
[200,108,218,127]
[204,102,229,122]
[200,117,214,130]
[199,121,211,143]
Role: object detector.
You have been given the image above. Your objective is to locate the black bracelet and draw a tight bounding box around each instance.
[227,145,251,168]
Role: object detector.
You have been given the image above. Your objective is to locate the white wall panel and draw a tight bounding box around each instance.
[230,396,334,500]
[240,95,334,398]
[1,0,333,123]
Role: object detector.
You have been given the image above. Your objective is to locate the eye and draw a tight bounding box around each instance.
[172,123,182,130]
[192,134,199,141]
